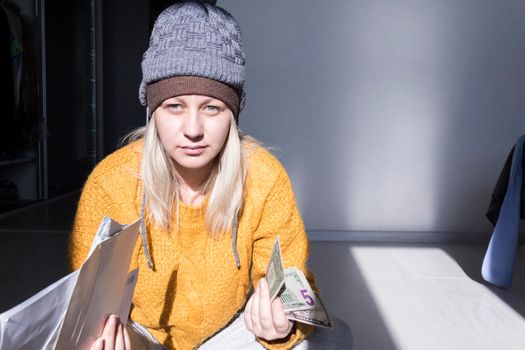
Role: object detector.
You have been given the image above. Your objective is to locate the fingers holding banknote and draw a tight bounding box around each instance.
[244,278,294,341]
[90,314,131,350]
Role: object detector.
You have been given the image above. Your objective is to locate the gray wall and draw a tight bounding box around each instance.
[222,0,525,234]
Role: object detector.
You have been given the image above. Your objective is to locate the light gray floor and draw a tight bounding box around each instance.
[309,242,525,350]
[1,195,524,349]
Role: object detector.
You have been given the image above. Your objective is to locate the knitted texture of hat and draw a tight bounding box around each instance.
[139,1,246,110]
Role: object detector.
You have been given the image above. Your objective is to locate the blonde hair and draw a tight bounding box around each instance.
[123,112,256,237]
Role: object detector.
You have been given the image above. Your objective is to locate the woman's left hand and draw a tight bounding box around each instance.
[244,278,294,341]
[89,314,131,350]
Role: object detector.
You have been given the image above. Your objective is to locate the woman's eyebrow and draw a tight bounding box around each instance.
[201,98,225,105]
[163,97,182,104]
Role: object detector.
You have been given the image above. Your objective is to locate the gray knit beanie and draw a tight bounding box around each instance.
[139,0,246,117]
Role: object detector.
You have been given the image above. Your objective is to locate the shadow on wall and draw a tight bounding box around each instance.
[432,1,525,234]
[229,0,525,234]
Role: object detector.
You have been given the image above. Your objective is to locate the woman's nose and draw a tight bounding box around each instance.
[182,109,204,140]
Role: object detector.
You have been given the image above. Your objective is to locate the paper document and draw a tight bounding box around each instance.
[0,217,141,350]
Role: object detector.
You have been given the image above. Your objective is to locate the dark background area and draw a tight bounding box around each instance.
[0,0,170,212]
[0,0,172,311]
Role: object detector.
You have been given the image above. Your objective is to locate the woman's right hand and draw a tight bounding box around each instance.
[89,314,131,350]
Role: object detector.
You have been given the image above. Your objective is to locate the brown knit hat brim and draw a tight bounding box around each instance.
[146,76,240,119]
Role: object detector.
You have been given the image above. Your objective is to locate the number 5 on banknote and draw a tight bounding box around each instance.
[301,289,314,306]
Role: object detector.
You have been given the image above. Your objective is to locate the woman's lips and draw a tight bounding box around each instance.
[181,146,207,156]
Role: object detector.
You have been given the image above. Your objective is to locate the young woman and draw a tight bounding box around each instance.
[69,1,352,349]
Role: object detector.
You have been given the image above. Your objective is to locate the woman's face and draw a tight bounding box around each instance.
[154,95,232,178]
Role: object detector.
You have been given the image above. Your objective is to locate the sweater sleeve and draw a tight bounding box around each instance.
[250,167,316,350]
[68,169,119,271]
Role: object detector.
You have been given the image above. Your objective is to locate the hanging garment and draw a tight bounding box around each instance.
[0,3,39,152]
[0,2,23,115]
[17,14,39,147]
[0,5,15,152]
[486,144,525,225]
[482,134,525,288]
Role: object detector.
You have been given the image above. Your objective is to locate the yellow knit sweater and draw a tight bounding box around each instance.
[69,140,315,350]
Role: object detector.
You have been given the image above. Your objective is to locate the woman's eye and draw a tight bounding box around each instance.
[168,104,182,111]
[204,105,221,113]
